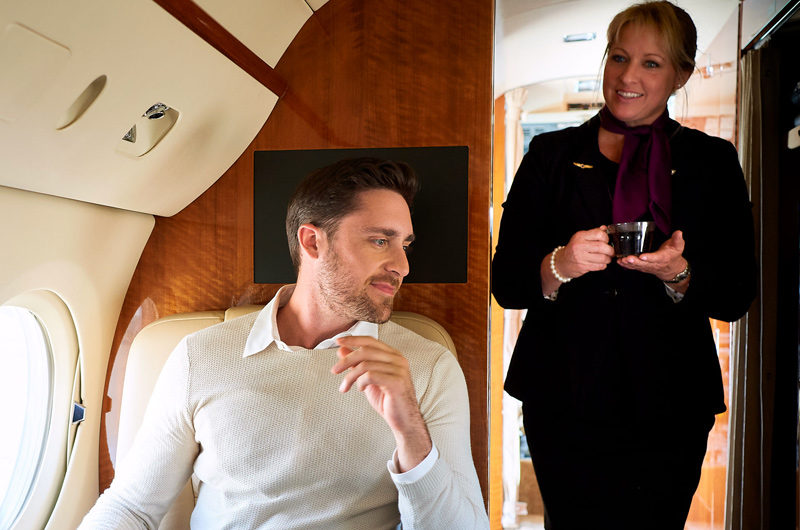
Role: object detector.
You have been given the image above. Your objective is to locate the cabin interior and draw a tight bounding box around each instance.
[0,0,798,529]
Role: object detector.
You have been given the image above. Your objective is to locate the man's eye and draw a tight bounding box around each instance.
[373,239,388,247]
[403,245,413,255]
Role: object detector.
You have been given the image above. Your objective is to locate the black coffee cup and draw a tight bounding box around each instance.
[607,221,654,258]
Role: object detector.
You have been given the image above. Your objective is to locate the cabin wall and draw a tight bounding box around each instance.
[0,186,153,529]
[103,0,494,507]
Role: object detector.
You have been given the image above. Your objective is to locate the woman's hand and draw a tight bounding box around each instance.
[618,230,689,284]
[541,226,615,295]
[559,226,616,278]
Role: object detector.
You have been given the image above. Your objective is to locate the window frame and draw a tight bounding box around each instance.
[2,290,79,530]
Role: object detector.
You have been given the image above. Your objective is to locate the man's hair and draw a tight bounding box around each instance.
[605,1,697,77]
[285,157,420,273]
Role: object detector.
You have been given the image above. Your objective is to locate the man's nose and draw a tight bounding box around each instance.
[387,245,410,278]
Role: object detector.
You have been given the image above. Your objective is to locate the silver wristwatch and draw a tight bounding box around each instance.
[664,260,691,284]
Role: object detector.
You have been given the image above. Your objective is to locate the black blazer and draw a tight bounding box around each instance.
[492,114,757,426]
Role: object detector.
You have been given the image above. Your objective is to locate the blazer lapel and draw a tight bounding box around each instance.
[568,124,612,228]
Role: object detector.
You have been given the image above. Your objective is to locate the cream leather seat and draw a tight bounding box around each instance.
[115,306,457,529]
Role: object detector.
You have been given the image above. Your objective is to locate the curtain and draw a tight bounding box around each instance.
[727,46,775,530]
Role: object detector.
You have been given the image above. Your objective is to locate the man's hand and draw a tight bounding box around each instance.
[332,336,432,472]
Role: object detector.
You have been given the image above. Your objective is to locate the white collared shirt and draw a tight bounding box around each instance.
[244,284,379,357]
[243,284,437,483]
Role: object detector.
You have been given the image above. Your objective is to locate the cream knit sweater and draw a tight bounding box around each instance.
[79,311,489,529]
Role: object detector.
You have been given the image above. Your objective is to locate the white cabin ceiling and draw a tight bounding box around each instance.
[0,0,327,217]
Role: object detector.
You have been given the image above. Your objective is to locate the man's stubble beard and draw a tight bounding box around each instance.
[317,245,398,324]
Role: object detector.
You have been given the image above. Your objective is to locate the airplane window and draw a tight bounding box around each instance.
[0,306,53,530]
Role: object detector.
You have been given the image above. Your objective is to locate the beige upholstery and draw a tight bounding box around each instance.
[116,305,457,529]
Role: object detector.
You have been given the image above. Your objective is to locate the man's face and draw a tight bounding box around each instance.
[317,189,414,324]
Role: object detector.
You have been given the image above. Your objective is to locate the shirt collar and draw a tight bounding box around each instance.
[243,284,379,357]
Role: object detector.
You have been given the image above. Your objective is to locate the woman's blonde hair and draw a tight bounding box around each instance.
[605,1,697,76]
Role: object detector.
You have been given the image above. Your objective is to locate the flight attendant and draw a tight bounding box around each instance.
[492,2,756,528]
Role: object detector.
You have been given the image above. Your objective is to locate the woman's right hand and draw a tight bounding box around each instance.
[541,226,615,295]
[558,226,615,279]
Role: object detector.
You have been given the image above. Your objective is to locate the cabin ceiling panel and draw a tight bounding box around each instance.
[193,0,318,66]
[0,0,288,216]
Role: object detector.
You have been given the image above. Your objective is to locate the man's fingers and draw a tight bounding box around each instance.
[331,345,399,372]
[331,336,400,371]
[337,359,407,393]
[331,336,410,394]
[336,335,393,350]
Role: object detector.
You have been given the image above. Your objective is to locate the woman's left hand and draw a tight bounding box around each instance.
[618,230,688,282]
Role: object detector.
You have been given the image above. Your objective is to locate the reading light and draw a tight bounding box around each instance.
[564,32,596,43]
[144,103,170,120]
[117,102,179,156]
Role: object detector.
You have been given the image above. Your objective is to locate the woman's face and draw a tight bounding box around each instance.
[602,23,687,127]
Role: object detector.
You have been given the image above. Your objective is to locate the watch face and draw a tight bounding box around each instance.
[666,263,690,283]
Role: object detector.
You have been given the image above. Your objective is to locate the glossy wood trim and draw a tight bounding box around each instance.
[152,0,288,97]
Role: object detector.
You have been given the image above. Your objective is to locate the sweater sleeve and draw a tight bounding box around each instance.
[78,338,199,529]
[393,351,490,530]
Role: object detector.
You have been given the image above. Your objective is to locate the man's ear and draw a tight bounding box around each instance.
[297,223,324,261]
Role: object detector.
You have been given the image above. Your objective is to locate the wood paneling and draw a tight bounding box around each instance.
[101,0,494,509]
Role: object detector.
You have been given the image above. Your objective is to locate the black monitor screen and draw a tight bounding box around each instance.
[254,146,469,284]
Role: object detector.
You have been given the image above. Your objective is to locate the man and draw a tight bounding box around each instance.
[79,158,489,529]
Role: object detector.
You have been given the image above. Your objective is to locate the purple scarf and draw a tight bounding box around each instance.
[600,105,672,235]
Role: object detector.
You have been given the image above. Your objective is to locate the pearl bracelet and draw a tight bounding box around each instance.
[550,246,572,283]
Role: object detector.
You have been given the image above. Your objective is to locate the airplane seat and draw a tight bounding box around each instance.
[115,305,458,529]
[116,311,226,528]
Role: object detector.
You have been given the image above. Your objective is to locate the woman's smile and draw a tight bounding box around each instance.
[602,23,686,127]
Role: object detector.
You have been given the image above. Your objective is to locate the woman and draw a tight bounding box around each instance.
[492,2,757,529]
